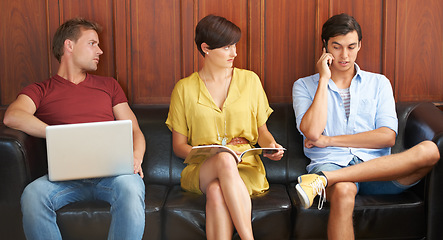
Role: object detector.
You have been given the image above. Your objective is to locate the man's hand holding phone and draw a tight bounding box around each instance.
[317,47,334,82]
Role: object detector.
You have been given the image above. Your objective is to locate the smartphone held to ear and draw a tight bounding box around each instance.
[323,41,331,67]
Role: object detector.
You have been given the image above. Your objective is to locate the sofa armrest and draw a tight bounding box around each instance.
[0,125,47,204]
[401,102,443,240]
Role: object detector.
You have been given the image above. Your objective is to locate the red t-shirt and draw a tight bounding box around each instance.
[19,74,128,125]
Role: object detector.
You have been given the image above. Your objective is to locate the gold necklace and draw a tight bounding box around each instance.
[201,68,230,145]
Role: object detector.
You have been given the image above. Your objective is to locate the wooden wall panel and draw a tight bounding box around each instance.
[330,0,384,74]
[315,0,331,62]
[130,0,181,104]
[196,0,249,71]
[113,0,131,96]
[180,0,196,79]
[247,0,263,79]
[264,0,317,102]
[0,0,50,105]
[0,0,442,108]
[382,0,397,90]
[396,0,443,102]
[53,0,115,79]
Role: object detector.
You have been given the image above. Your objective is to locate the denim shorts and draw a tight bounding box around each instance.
[309,156,419,195]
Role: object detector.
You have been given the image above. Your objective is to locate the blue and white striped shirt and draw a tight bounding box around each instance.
[337,87,351,118]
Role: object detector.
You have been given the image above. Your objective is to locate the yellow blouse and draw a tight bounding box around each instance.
[166,68,273,195]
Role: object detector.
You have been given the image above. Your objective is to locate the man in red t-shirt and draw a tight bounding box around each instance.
[3,18,146,239]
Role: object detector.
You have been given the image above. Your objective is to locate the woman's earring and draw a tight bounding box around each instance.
[206,52,209,55]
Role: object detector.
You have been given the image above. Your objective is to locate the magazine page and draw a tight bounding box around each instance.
[184,145,286,164]
[184,145,240,164]
[239,147,286,160]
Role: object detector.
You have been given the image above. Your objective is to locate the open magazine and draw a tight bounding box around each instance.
[184,145,286,164]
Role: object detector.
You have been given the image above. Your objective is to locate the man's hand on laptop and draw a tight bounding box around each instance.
[134,157,144,178]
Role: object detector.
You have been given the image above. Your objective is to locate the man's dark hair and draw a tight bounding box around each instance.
[195,15,241,57]
[321,13,362,46]
[52,18,102,63]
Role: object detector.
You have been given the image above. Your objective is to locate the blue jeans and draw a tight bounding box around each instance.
[21,174,145,240]
[309,156,418,195]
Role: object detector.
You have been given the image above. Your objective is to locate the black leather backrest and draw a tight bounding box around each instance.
[265,104,310,183]
[404,102,443,149]
[391,102,418,154]
[134,103,311,186]
[1,102,435,188]
[133,105,183,186]
[0,126,48,191]
[134,102,432,186]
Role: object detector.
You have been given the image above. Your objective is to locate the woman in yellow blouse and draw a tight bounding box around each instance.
[166,15,284,240]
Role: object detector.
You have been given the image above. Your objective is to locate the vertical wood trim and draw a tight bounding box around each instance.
[133,0,140,103]
[315,0,330,60]
[247,0,264,81]
[126,0,133,103]
[47,0,61,77]
[180,0,185,78]
[59,0,64,23]
[315,0,321,59]
[395,0,407,102]
[194,0,200,73]
[113,0,131,100]
[260,0,265,82]
[382,0,397,100]
[247,0,253,73]
[45,0,52,77]
[172,0,180,93]
[180,0,195,79]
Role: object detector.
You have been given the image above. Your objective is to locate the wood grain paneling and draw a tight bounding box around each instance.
[197,0,249,71]
[330,0,384,74]
[55,0,115,79]
[180,0,196,79]
[0,0,442,107]
[130,0,181,104]
[396,0,443,102]
[247,0,264,80]
[382,0,397,92]
[0,0,50,104]
[264,0,317,102]
[315,0,331,61]
[113,0,131,96]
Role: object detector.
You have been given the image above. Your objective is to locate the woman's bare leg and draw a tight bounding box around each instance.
[200,152,254,240]
[205,180,234,240]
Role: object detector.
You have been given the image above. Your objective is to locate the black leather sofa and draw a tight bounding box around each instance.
[0,102,442,240]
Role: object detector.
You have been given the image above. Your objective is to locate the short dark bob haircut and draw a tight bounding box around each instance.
[321,13,362,46]
[52,18,102,63]
[195,15,241,57]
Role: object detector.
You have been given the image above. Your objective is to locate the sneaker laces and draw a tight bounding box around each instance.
[310,177,326,210]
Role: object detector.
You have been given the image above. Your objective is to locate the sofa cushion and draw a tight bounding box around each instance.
[56,184,168,240]
[289,183,426,240]
[164,184,291,240]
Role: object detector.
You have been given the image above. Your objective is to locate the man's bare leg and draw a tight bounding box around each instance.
[324,141,440,186]
[327,182,357,240]
[296,140,440,239]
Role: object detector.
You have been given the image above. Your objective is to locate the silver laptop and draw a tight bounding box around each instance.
[46,120,134,181]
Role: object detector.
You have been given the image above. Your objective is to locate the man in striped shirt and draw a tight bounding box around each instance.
[292,13,439,240]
